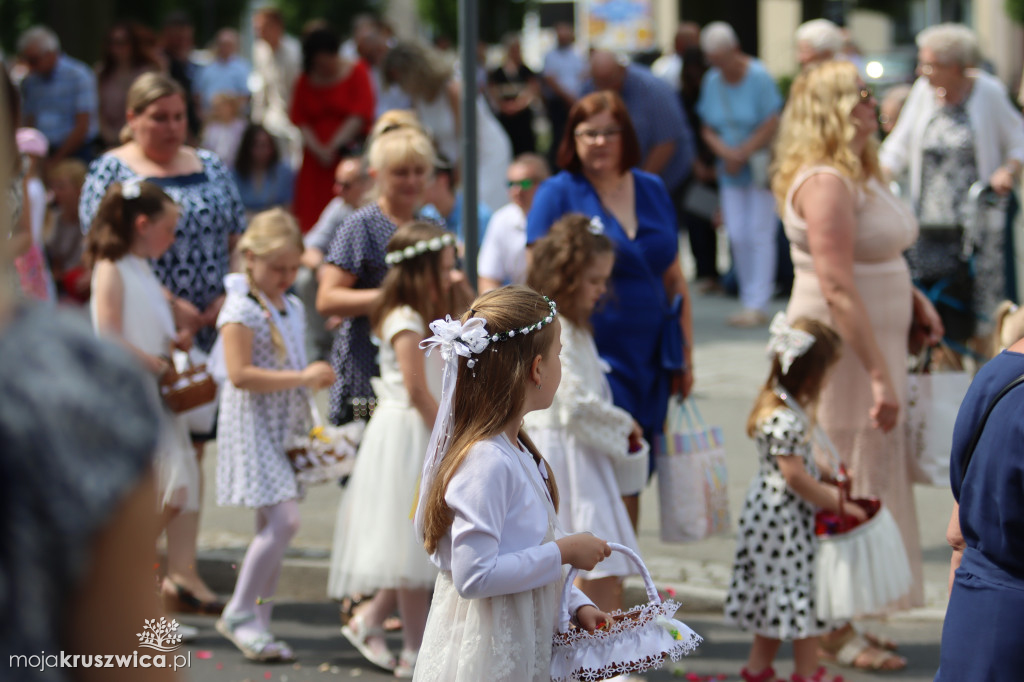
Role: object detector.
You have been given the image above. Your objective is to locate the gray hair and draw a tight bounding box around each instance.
[17,26,60,55]
[795,19,843,56]
[916,23,979,68]
[700,22,739,56]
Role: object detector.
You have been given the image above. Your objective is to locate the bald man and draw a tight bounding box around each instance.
[584,50,695,194]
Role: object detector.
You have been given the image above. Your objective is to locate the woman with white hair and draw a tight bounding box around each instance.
[795,18,844,69]
[697,22,783,327]
[880,23,1024,349]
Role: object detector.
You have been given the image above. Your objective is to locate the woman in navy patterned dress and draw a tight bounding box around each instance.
[79,72,244,615]
[316,125,441,425]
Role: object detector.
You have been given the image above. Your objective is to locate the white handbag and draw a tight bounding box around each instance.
[905,356,971,487]
[550,543,701,682]
[655,398,730,543]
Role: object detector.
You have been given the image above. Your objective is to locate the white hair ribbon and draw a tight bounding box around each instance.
[766,312,815,375]
[414,315,489,541]
[589,216,604,234]
[122,178,142,200]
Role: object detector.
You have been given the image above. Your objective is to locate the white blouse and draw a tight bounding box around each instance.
[431,435,594,616]
[524,318,634,458]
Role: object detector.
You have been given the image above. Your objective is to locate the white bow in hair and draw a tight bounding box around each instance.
[589,216,604,234]
[122,178,142,199]
[420,316,491,365]
[766,313,815,374]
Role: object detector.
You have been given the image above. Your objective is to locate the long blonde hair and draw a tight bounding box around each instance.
[237,208,304,363]
[421,286,560,554]
[771,60,882,207]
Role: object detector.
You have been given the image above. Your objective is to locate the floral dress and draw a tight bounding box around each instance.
[724,407,831,640]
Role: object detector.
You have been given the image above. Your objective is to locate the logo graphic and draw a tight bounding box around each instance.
[137,618,184,652]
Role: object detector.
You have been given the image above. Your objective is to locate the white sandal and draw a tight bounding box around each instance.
[394,648,417,678]
[216,613,284,663]
[341,614,396,671]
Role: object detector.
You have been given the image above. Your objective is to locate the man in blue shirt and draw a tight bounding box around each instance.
[421,157,493,248]
[194,28,251,121]
[18,26,99,164]
[585,50,695,195]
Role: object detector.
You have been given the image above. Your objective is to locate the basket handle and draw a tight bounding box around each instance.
[557,542,660,634]
[305,390,324,429]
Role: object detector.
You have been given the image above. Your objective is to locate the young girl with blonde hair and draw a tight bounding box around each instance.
[215,208,336,662]
[727,315,864,682]
[525,213,643,616]
[329,221,458,676]
[412,285,614,681]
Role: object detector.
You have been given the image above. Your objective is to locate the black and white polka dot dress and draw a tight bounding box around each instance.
[215,291,310,509]
[724,406,831,640]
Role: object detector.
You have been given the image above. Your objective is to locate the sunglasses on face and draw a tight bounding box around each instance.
[507,178,536,190]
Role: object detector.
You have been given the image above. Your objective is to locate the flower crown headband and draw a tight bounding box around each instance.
[385,233,456,265]
[414,296,558,540]
[766,312,815,375]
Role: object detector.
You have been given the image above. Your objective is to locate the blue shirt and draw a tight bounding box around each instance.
[20,54,99,148]
[527,170,679,435]
[421,193,493,246]
[232,162,294,214]
[696,59,782,188]
[195,56,251,112]
[584,64,695,191]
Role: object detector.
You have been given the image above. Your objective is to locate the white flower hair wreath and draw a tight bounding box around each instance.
[385,233,456,265]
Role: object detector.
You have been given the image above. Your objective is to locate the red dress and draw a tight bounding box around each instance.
[290,61,375,232]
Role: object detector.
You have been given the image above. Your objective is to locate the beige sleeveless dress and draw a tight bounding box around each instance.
[783,166,924,609]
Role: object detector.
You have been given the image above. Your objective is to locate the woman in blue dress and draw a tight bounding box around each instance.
[936,336,1024,681]
[526,90,693,522]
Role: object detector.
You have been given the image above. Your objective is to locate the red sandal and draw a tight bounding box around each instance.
[791,666,844,682]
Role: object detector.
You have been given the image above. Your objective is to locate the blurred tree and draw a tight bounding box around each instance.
[1008,0,1024,24]
[418,0,533,45]
[274,0,381,39]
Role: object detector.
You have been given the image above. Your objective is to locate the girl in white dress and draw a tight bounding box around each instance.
[215,209,336,662]
[413,285,615,682]
[86,179,199,518]
[329,222,457,676]
[525,213,643,615]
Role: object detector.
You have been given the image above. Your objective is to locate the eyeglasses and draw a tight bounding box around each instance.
[335,178,364,190]
[507,178,536,190]
[574,127,622,143]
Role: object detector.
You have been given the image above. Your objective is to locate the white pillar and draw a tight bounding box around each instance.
[758,0,801,77]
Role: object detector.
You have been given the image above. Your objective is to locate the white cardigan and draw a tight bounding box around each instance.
[879,71,1024,206]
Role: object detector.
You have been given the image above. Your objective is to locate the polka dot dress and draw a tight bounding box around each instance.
[724,407,831,640]
[215,291,310,509]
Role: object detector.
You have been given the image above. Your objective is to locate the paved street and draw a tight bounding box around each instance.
[181,252,955,681]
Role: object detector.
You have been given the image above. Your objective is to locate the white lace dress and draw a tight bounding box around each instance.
[413,435,594,682]
[327,306,442,597]
[89,255,200,511]
[525,318,641,579]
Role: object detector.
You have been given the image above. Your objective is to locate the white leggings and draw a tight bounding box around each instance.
[721,185,778,312]
[224,500,301,628]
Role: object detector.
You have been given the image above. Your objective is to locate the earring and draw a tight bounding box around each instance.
[537,382,542,390]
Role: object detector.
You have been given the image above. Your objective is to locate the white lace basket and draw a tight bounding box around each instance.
[285,396,362,486]
[551,543,702,682]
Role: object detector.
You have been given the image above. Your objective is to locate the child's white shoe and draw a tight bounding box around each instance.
[394,648,417,678]
[340,614,396,671]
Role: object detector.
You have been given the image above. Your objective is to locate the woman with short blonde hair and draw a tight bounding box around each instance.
[776,59,943,673]
[316,124,446,426]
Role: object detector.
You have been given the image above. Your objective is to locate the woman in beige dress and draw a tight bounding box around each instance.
[773,60,944,672]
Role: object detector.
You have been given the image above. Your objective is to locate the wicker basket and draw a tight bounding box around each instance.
[160,360,217,414]
[551,543,702,682]
[285,395,361,485]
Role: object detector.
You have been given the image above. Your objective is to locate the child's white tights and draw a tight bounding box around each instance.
[224,500,300,638]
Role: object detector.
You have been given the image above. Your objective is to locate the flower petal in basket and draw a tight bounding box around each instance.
[551,543,702,682]
[286,409,364,486]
